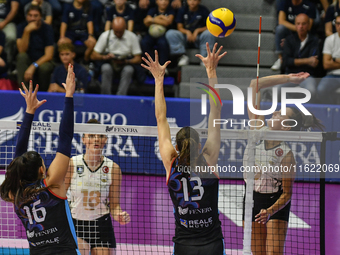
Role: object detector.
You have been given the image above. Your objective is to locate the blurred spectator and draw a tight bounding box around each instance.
[165,0,215,66]
[133,0,155,39]
[22,0,62,15]
[16,5,54,91]
[325,0,339,36]
[91,17,142,95]
[48,43,89,92]
[271,0,317,71]
[141,0,174,66]
[170,0,181,9]
[25,0,53,24]
[58,0,96,63]
[0,0,19,66]
[277,13,319,103]
[0,30,8,76]
[105,0,134,31]
[317,14,340,104]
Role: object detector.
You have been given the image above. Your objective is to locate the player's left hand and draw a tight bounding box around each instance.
[255,209,271,224]
[141,50,171,80]
[196,42,227,70]
[118,211,130,225]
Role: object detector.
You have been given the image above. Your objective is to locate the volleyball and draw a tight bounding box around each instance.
[148,24,166,38]
[206,8,236,38]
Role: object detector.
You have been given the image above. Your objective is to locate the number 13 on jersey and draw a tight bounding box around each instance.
[181,176,204,202]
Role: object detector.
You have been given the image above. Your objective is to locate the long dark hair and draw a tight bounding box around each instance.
[176,127,204,166]
[0,151,50,209]
[286,107,325,131]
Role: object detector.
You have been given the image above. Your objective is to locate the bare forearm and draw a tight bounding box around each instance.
[267,192,292,216]
[257,75,289,90]
[127,55,141,65]
[60,22,67,38]
[155,78,167,121]
[17,31,31,52]
[294,58,310,66]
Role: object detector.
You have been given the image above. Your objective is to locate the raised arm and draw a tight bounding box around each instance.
[15,81,46,158]
[195,43,226,166]
[247,72,310,127]
[45,64,75,196]
[141,51,177,176]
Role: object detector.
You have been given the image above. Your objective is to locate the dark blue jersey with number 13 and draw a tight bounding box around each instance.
[167,157,223,245]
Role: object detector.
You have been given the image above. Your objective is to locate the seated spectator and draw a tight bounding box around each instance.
[271,0,316,71]
[273,13,319,103]
[16,5,54,91]
[25,0,53,24]
[0,30,8,76]
[48,43,89,92]
[58,0,96,63]
[317,14,340,104]
[325,0,339,37]
[141,0,174,66]
[165,0,215,66]
[105,0,134,31]
[0,0,19,66]
[91,17,141,95]
[133,0,156,39]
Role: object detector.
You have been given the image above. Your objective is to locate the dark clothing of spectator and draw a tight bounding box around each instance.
[17,20,54,62]
[283,32,319,75]
[278,0,316,24]
[106,3,134,23]
[51,62,88,90]
[175,4,209,33]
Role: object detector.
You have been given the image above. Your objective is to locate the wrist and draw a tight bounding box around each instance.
[32,62,39,68]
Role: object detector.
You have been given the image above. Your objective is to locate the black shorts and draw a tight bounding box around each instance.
[73,214,116,248]
[173,239,225,255]
[243,190,291,222]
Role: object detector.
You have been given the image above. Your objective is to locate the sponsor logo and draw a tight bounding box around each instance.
[27,230,35,238]
[102,166,109,174]
[105,126,138,133]
[180,218,188,228]
[188,217,213,228]
[32,122,52,131]
[275,148,284,157]
[77,166,84,174]
[178,206,189,215]
[189,207,212,215]
[34,227,58,237]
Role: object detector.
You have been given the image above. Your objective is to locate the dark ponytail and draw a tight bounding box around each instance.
[176,127,204,167]
[0,151,50,210]
[287,107,325,131]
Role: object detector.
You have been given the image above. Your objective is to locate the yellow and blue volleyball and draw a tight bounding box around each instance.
[206,8,236,38]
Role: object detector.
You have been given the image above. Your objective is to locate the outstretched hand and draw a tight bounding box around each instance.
[62,64,76,97]
[19,80,46,114]
[288,72,310,84]
[141,51,171,80]
[196,42,227,70]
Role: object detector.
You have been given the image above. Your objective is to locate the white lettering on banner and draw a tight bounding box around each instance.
[37,109,127,125]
